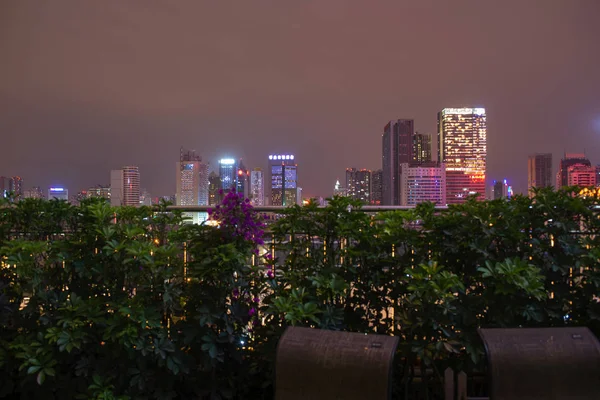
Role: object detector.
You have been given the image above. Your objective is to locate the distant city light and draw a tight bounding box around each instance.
[49,187,65,192]
[268,154,295,161]
[219,159,235,165]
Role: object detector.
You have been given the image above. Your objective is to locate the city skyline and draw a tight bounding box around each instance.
[1,1,599,197]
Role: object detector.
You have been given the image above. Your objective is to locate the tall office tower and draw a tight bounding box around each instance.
[110,166,140,206]
[140,189,152,206]
[371,169,383,205]
[492,179,510,200]
[208,171,220,206]
[438,108,487,204]
[399,162,446,206]
[296,187,303,205]
[218,158,237,192]
[382,119,414,205]
[527,153,553,197]
[9,176,23,199]
[0,176,10,198]
[567,164,596,187]
[412,132,432,164]
[86,185,111,200]
[176,149,209,224]
[268,154,297,206]
[236,160,250,198]
[250,168,265,206]
[345,168,372,203]
[23,186,44,199]
[556,153,591,189]
[48,187,69,201]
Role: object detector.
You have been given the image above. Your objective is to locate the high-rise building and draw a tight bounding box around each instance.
[86,185,111,200]
[371,169,383,205]
[492,179,510,200]
[48,187,69,201]
[438,107,487,204]
[556,153,591,189]
[382,119,414,205]
[176,149,209,224]
[110,166,140,207]
[236,160,250,199]
[346,168,371,203]
[0,177,10,198]
[567,164,596,187]
[412,132,432,164]
[268,154,297,206]
[218,158,237,192]
[399,162,446,206]
[23,186,44,199]
[250,168,265,206]
[140,189,152,206]
[527,153,553,197]
[9,176,23,199]
[208,171,220,206]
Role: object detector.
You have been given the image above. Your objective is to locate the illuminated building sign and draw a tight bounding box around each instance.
[268,155,295,161]
[219,159,235,165]
[442,107,486,116]
[49,187,65,192]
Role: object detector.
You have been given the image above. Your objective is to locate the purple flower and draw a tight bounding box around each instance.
[248,307,256,316]
[232,288,240,299]
[266,270,274,278]
[253,297,259,303]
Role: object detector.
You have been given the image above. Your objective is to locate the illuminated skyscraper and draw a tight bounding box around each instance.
[412,132,432,164]
[250,168,265,206]
[438,107,487,204]
[176,149,209,224]
[346,168,371,203]
[9,176,23,199]
[399,162,446,206]
[86,185,111,201]
[268,154,297,206]
[219,158,237,192]
[371,169,383,205]
[556,153,591,189]
[110,166,140,206]
[527,153,553,197]
[382,119,414,205]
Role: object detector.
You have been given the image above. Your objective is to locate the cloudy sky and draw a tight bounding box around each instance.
[1,0,599,197]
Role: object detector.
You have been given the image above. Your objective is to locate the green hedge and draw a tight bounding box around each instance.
[1,188,599,399]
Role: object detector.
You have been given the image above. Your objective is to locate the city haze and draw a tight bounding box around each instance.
[1,0,599,198]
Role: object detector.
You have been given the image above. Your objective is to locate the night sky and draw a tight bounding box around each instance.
[2,0,600,198]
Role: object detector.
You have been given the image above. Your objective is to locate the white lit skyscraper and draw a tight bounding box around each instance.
[219,158,237,192]
[438,108,487,204]
[250,168,265,206]
[267,154,297,206]
[176,149,209,224]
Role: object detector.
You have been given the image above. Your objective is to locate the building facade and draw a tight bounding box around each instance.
[527,153,553,197]
[399,162,446,206]
[268,154,297,206]
[438,107,487,204]
[236,160,250,199]
[176,149,209,224]
[382,119,414,205]
[208,171,220,206]
[219,158,237,192]
[567,164,596,187]
[556,153,591,189]
[412,132,432,164]
[48,187,69,201]
[9,176,23,199]
[492,179,511,200]
[23,186,44,199]
[345,168,371,203]
[371,169,383,205]
[250,168,265,206]
[110,166,140,207]
[86,185,111,200]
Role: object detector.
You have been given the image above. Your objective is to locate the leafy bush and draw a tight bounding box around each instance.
[1,187,599,399]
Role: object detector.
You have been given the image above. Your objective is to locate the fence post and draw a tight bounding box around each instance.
[457,371,467,400]
[444,368,454,400]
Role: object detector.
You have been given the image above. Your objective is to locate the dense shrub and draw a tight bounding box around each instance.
[0,188,599,399]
